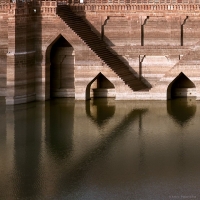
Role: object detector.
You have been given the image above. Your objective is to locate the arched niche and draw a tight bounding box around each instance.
[86,73,115,100]
[167,72,196,99]
[50,35,75,98]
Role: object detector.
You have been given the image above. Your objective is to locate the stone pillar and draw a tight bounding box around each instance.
[75,81,89,100]
[6,4,36,105]
[35,49,50,101]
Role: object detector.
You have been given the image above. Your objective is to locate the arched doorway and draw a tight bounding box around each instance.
[50,35,75,98]
[167,72,196,99]
[86,73,115,100]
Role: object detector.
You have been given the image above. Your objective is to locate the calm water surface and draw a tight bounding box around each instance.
[0,97,199,200]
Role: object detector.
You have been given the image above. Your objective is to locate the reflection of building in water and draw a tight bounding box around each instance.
[2,99,200,198]
[86,98,116,126]
[57,100,147,192]
[167,98,196,126]
[5,103,42,198]
[46,99,74,160]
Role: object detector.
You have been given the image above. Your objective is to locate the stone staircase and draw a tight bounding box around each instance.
[57,5,149,91]
[150,42,200,93]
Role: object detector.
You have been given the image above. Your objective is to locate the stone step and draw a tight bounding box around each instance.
[57,5,148,91]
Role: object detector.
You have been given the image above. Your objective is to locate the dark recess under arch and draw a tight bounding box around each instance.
[167,72,196,99]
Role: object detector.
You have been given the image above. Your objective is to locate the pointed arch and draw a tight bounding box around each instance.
[45,31,76,54]
[48,34,75,98]
[46,34,64,63]
[38,24,85,101]
[167,72,196,99]
[45,32,77,69]
[86,72,116,100]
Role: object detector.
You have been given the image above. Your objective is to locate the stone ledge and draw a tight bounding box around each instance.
[52,88,75,97]
[6,94,36,105]
[91,88,115,97]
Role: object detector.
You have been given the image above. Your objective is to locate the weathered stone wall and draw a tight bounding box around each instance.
[143,16,181,46]
[104,16,141,46]
[82,8,200,100]
[6,3,36,104]
[2,1,200,104]
[0,12,8,96]
[34,5,133,102]
[184,17,200,46]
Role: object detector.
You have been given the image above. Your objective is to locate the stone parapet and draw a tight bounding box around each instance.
[2,0,200,15]
[0,1,35,15]
[6,94,36,105]
[56,0,200,13]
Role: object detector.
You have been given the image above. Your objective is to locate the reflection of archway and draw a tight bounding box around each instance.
[50,35,75,98]
[167,98,196,126]
[86,73,115,100]
[86,98,115,126]
[47,99,74,160]
[167,72,196,99]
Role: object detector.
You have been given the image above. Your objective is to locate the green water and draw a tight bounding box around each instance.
[0,97,199,199]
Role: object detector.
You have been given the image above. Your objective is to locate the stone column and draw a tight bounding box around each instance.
[6,4,36,105]
[35,49,50,101]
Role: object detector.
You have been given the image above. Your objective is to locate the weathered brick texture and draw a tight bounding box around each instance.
[1,1,200,104]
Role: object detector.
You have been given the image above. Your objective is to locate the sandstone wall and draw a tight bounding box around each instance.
[34,9,131,102]
[184,17,200,46]
[104,16,141,46]
[0,12,8,96]
[6,3,36,104]
[2,2,200,104]
[82,9,200,99]
[143,16,181,46]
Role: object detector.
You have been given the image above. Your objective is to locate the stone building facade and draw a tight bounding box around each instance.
[1,0,200,104]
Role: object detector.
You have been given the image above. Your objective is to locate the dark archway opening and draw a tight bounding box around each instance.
[167,72,196,99]
[50,35,75,98]
[86,73,115,100]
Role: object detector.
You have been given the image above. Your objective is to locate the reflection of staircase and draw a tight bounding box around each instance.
[57,5,148,91]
